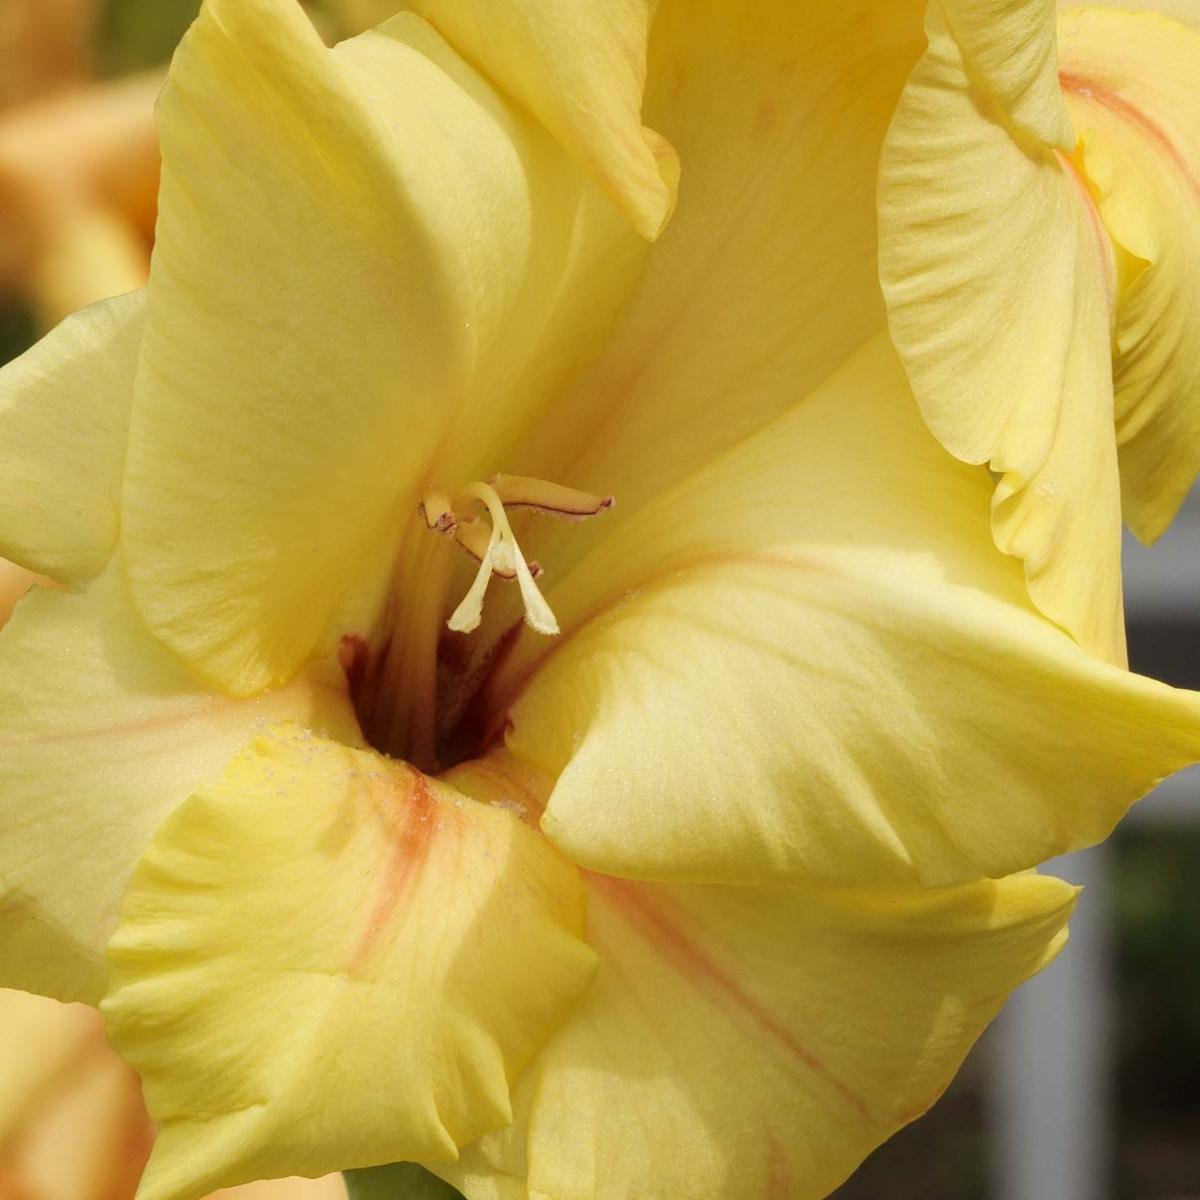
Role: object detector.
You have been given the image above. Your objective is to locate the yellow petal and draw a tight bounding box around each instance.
[0,565,357,1004]
[121,0,643,696]
[510,0,928,562]
[487,337,1200,889]
[1059,8,1200,541]
[406,0,677,239]
[879,0,1125,664]
[1058,0,1200,25]
[0,289,142,583]
[940,0,1073,146]
[434,869,1076,1200]
[103,726,596,1200]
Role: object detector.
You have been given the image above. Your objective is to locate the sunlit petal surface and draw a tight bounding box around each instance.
[434,862,1076,1200]
[495,338,1200,889]
[0,1,1194,1197]
[1059,7,1200,540]
[405,0,678,238]
[120,0,644,695]
[879,0,1124,665]
[881,0,1200,658]
[104,726,595,1200]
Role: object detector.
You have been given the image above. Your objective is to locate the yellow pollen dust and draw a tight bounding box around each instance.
[421,475,613,638]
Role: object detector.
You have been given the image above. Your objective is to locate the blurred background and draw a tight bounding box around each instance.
[0,2,1196,1198]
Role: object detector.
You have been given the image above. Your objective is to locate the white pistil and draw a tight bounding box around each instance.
[447,481,560,636]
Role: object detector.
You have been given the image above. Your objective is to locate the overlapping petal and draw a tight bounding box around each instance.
[882,0,1200,654]
[878,0,1124,664]
[486,338,1200,889]
[513,0,928,544]
[433,867,1076,1200]
[103,726,596,1200]
[405,0,678,239]
[0,567,357,1004]
[120,0,645,696]
[0,5,1190,1200]
[1058,7,1200,541]
[0,289,142,582]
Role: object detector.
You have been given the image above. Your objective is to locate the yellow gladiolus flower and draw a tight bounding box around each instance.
[1,2,1198,1198]
[879,0,1200,667]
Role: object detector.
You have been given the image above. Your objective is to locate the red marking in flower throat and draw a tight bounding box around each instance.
[590,875,872,1124]
[437,616,525,767]
[350,768,443,970]
[338,634,371,699]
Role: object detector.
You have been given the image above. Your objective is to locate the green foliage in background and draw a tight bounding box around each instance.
[1116,828,1200,1116]
[97,0,201,76]
[0,306,35,369]
[97,0,359,77]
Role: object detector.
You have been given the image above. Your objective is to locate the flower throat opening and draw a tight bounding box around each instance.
[348,474,612,773]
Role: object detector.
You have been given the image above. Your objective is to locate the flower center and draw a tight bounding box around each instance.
[348,473,612,773]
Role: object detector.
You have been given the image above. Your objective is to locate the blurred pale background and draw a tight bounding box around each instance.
[0,2,1196,1198]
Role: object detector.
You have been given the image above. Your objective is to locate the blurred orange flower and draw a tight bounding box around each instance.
[0,0,160,328]
[0,989,350,1200]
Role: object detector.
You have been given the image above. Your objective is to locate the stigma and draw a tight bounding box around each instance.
[420,475,613,638]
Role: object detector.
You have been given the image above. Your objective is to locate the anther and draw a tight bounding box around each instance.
[420,491,457,534]
[489,474,614,519]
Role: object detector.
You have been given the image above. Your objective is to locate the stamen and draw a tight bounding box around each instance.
[490,473,614,519]
[420,490,457,534]
[454,518,542,580]
[447,482,559,636]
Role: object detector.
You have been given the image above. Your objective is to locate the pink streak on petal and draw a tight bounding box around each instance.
[767,1134,792,1200]
[350,769,442,970]
[1060,70,1200,204]
[589,873,872,1123]
[1055,148,1116,297]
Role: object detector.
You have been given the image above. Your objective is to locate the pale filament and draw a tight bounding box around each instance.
[454,517,542,580]
[446,481,559,636]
